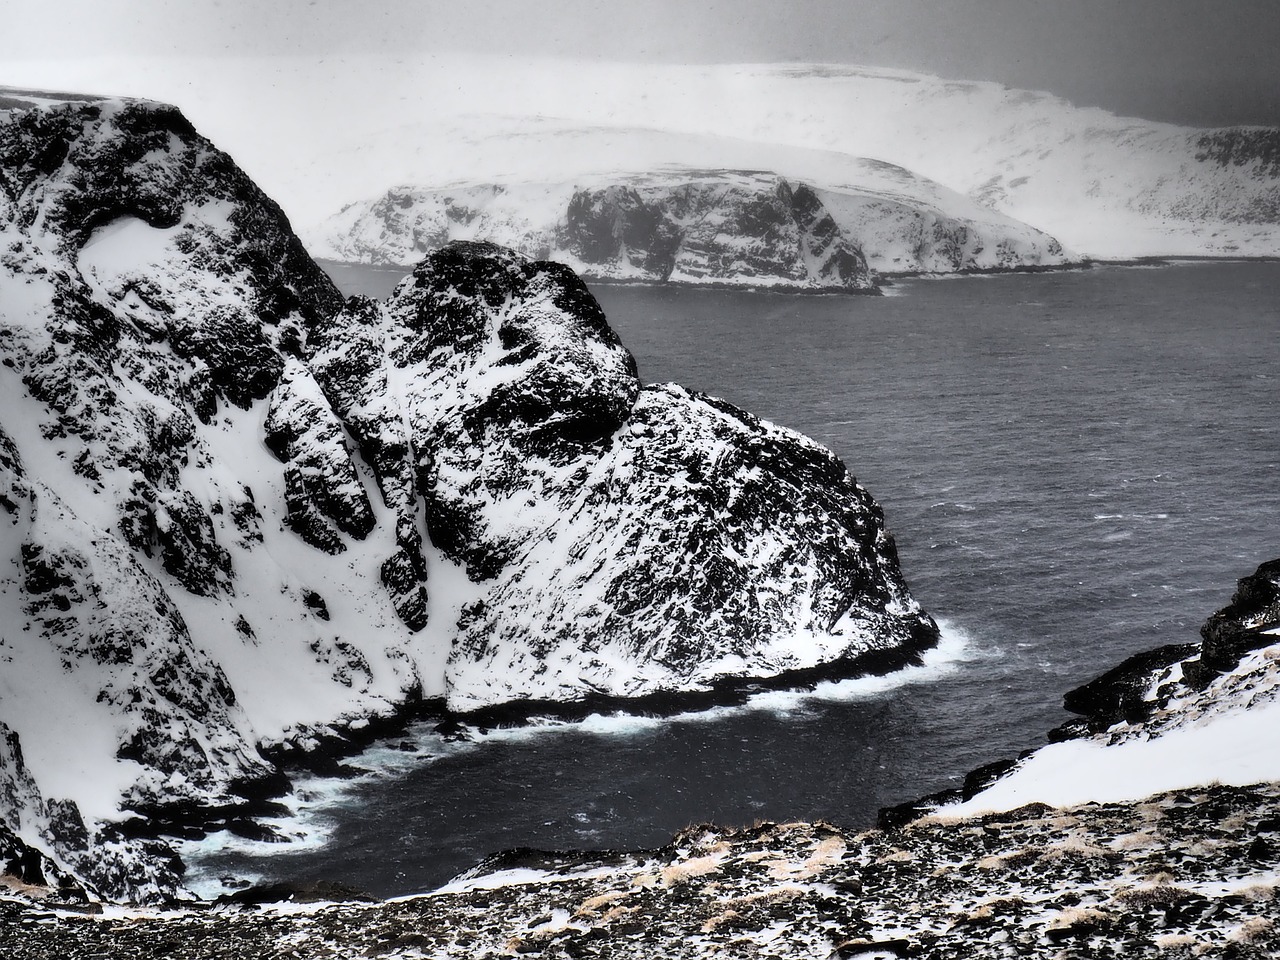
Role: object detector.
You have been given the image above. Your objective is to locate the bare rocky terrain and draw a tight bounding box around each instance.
[4,783,1278,958]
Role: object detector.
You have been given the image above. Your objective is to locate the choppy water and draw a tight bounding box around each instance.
[189,261,1279,898]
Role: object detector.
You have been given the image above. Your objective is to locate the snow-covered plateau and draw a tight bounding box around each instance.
[8,57,1275,261]
[5,559,1280,957]
[308,167,1072,286]
[0,88,936,902]
[286,60,1280,268]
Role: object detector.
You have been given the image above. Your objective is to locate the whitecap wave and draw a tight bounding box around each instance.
[181,618,983,889]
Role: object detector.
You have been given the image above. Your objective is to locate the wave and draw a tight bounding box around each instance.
[180,620,982,893]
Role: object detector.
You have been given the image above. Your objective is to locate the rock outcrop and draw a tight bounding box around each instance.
[309,168,1072,283]
[0,89,935,901]
[310,241,937,709]
[882,557,1280,825]
[1052,558,1280,741]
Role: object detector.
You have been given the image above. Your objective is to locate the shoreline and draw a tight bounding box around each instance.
[183,558,1278,909]
[105,617,944,878]
[318,254,1280,301]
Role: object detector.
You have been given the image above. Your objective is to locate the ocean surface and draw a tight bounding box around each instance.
[188,261,1279,898]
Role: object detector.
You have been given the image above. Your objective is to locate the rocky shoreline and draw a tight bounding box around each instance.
[4,559,1278,956]
[5,788,1278,957]
[882,558,1280,827]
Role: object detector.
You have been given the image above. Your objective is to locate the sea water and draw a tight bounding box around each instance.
[187,261,1279,897]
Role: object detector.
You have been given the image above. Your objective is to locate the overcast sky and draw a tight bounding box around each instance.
[7,0,1280,126]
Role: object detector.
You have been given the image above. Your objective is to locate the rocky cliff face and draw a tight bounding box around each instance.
[309,241,936,709]
[0,90,935,901]
[0,90,375,901]
[309,167,1071,283]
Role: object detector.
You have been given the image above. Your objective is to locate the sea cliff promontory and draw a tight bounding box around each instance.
[0,88,935,901]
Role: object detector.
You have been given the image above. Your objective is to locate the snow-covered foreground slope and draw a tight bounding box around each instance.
[939,558,1280,818]
[0,89,936,901]
[310,166,1070,283]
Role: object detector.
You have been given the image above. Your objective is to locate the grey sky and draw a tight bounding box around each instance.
[8,0,1280,126]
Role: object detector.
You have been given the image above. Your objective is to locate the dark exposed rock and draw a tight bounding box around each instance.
[1066,557,1280,721]
[786,181,871,286]
[1059,642,1200,732]
[264,359,376,552]
[302,588,330,620]
[1200,558,1280,670]
[0,93,354,901]
[1195,128,1280,180]
[308,240,935,708]
[215,879,377,906]
[565,185,682,277]
[445,382,935,698]
[379,547,431,631]
[168,306,283,409]
[565,175,877,289]
[0,99,340,320]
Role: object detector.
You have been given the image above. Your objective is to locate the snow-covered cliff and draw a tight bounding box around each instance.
[310,242,936,708]
[0,88,421,901]
[258,60,1280,263]
[0,89,936,901]
[309,167,1071,283]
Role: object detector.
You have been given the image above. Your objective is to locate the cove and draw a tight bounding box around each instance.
[186,261,1280,898]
